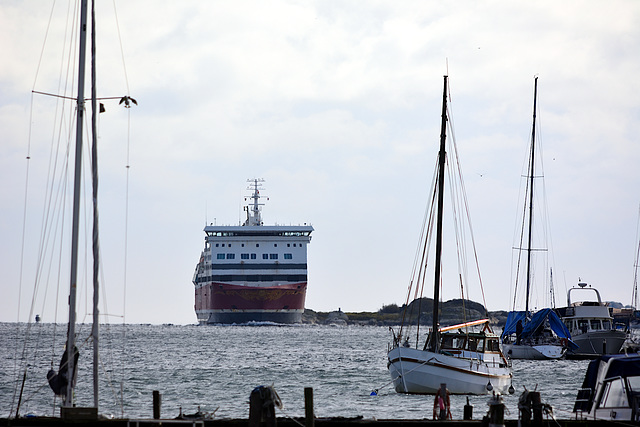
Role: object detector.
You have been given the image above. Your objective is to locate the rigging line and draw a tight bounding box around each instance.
[14,93,75,417]
[412,165,438,339]
[119,85,134,418]
[33,0,78,332]
[513,140,534,310]
[11,89,38,416]
[633,204,640,309]
[14,1,76,415]
[30,1,57,91]
[111,0,131,94]
[400,159,438,338]
[446,104,487,314]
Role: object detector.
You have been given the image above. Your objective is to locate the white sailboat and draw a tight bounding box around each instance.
[387,76,512,395]
[500,77,571,360]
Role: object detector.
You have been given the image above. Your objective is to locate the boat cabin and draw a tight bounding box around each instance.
[574,354,640,421]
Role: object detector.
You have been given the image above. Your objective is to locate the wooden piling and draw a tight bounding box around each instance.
[152,390,161,419]
[304,387,314,427]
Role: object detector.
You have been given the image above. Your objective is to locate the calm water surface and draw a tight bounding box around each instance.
[0,323,589,420]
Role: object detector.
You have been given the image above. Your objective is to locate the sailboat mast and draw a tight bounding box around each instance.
[525,76,538,316]
[430,75,448,352]
[90,0,99,409]
[65,0,89,407]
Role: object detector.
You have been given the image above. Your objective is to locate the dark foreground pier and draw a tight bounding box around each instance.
[0,416,626,427]
[1,387,625,427]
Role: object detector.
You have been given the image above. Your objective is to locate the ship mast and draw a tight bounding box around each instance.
[430,75,448,353]
[244,178,265,226]
[524,77,538,316]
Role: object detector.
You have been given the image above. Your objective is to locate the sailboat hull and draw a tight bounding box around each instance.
[503,343,564,360]
[387,347,511,395]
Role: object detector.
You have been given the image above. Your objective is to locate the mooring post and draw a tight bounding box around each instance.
[487,393,505,427]
[464,396,473,420]
[305,387,314,427]
[249,386,277,427]
[152,390,161,419]
[530,391,542,426]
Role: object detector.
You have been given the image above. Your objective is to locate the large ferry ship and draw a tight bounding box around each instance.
[193,179,313,324]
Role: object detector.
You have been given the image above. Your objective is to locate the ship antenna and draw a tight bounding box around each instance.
[245,178,266,226]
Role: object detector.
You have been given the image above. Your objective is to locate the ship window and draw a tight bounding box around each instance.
[629,377,640,392]
[242,244,245,247]
[591,320,601,330]
[256,244,259,247]
[287,244,290,247]
[217,254,225,259]
[284,254,292,259]
[604,320,612,330]
[270,254,278,259]
[274,244,277,247]
[251,254,257,259]
[599,378,629,408]
[441,335,454,349]
[216,244,219,247]
[241,254,249,259]
[263,254,269,259]
[578,320,589,333]
[226,254,235,259]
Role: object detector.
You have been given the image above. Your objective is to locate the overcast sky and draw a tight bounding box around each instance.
[1,1,639,325]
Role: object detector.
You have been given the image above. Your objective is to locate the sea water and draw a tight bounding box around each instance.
[0,323,590,420]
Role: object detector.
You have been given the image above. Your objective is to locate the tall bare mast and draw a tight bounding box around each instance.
[430,75,448,353]
[65,0,89,407]
[90,0,100,409]
[524,77,538,316]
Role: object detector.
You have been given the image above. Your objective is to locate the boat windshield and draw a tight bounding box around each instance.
[599,378,628,408]
[598,377,640,409]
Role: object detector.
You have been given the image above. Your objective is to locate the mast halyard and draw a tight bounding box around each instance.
[430,75,448,353]
[65,0,89,407]
[524,76,538,317]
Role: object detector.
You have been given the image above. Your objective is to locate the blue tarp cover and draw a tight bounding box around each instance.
[501,308,573,342]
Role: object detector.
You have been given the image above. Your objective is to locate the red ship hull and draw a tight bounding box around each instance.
[195,282,306,324]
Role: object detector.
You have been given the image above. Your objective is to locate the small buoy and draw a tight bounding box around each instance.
[370,389,378,396]
[486,381,493,392]
[508,384,515,394]
[35,315,41,323]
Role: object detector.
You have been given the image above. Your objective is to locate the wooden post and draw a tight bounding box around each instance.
[304,387,314,427]
[153,390,161,419]
[464,396,473,420]
[530,391,542,426]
